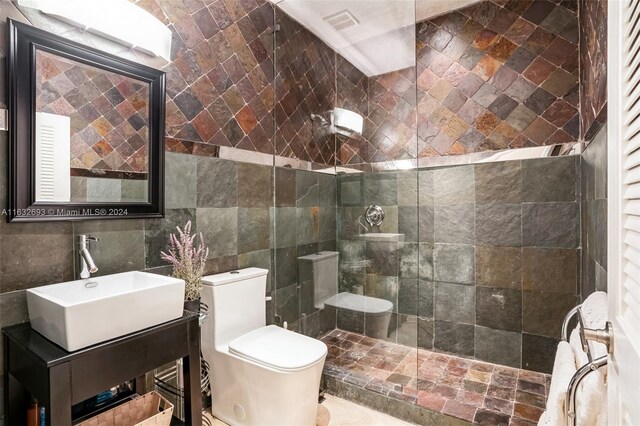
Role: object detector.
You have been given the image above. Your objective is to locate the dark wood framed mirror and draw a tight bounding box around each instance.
[7,19,165,222]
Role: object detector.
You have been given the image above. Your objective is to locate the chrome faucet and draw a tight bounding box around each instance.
[78,235,99,279]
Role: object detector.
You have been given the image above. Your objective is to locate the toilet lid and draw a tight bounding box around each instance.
[324,292,393,315]
[229,325,327,371]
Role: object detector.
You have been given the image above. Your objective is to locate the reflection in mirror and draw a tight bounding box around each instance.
[34,49,150,203]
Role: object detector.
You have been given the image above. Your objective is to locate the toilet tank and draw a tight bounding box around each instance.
[202,268,269,348]
[298,251,339,310]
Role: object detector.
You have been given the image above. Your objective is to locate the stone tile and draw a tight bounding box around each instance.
[488,94,518,120]
[476,287,522,332]
[472,83,500,108]
[74,220,145,276]
[397,171,418,206]
[475,161,522,204]
[144,208,197,268]
[522,291,579,337]
[523,87,556,115]
[365,275,399,312]
[365,173,398,206]
[0,222,74,293]
[399,243,433,280]
[475,326,522,369]
[275,246,297,289]
[296,207,320,245]
[476,246,522,289]
[434,320,474,356]
[457,99,485,124]
[434,166,474,205]
[434,243,475,285]
[418,317,435,349]
[434,204,475,244]
[319,173,336,207]
[366,241,400,277]
[523,247,578,294]
[474,409,511,426]
[505,77,537,104]
[435,282,475,325]
[274,207,297,248]
[275,282,299,324]
[86,177,121,202]
[196,207,238,257]
[522,157,578,202]
[275,167,296,207]
[476,204,522,247]
[522,333,558,373]
[196,157,237,207]
[505,105,537,132]
[522,203,579,248]
[296,170,319,207]
[238,162,272,207]
[237,207,271,253]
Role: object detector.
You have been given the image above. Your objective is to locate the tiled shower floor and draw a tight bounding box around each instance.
[321,330,551,426]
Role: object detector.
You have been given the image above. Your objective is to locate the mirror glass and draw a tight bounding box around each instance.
[34,48,150,203]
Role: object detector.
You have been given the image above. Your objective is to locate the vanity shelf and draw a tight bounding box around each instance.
[3,312,202,426]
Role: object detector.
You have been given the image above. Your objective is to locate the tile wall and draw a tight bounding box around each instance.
[338,0,581,166]
[579,0,608,298]
[337,155,581,373]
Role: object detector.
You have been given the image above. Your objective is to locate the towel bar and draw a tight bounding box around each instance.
[561,304,608,426]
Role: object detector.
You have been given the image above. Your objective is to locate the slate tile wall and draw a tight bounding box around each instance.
[336,155,580,373]
[338,0,581,166]
[579,0,607,141]
[580,125,607,296]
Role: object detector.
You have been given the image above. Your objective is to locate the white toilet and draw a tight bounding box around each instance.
[298,251,394,338]
[201,268,327,426]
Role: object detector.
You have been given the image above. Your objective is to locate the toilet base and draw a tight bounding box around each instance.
[208,350,325,426]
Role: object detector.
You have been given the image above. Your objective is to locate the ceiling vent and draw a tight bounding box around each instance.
[323,10,359,31]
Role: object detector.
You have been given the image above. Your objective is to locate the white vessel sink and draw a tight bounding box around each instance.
[358,233,405,243]
[27,271,185,352]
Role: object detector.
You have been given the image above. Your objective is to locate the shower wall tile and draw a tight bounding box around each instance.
[434,204,475,244]
[434,166,475,205]
[581,125,607,297]
[476,203,522,246]
[476,287,522,332]
[475,246,522,289]
[522,333,559,373]
[521,156,578,202]
[475,326,522,368]
[434,320,475,356]
[435,282,476,324]
[475,161,522,204]
[434,243,475,284]
[522,202,579,248]
[337,155,580,372]
[522,247,578,294]
[522,290,579,337]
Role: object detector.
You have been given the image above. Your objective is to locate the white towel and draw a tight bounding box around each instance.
[568,327,606,426]
[581,291,609,360]
[540,341,576,426]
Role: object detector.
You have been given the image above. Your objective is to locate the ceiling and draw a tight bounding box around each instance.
[273,0,481,77]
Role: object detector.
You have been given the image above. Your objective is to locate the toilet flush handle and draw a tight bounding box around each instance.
[265,296,272,301]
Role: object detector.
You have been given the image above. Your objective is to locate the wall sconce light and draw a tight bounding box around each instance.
[332,107,363,135]
[16,0,172,60]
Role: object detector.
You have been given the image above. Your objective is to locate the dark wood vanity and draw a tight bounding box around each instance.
[3,313,202,426]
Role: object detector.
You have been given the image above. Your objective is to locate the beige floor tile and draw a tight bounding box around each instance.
[203,394,415,426]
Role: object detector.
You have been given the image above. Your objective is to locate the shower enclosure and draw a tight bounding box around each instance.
[269,0,581,422]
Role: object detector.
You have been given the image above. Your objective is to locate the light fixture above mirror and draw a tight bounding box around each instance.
[15,0,172,60]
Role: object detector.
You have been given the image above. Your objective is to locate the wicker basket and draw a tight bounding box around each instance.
[77,391,174,426]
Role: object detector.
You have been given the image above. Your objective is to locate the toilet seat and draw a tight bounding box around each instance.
[229,325,327,372]
[324,292,393,316]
